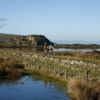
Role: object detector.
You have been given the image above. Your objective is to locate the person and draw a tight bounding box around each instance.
[44,44,48,54]
[48,44,54,54]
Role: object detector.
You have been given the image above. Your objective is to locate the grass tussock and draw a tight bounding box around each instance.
[68,78,100,100]
[0,57,24,77]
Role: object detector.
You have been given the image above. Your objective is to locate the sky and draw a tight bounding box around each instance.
[0,0,100,44]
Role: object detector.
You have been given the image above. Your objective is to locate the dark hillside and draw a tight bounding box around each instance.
[0,33,53,47]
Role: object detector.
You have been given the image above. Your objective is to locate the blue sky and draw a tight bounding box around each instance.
[0,0,100,43]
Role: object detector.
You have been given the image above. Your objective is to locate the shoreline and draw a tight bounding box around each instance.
[0,49,100,100]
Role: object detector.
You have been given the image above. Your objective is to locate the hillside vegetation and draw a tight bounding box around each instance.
[0,33,53,47]
[0,33,20,42]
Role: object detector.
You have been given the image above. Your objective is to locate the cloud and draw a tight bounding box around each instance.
[0,24,6,28]
[0,18,7,21]
[0,18,7,28]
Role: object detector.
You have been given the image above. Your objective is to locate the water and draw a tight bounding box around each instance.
[1,48,100,53]
[0,75,70,100]
[54,48,100,52]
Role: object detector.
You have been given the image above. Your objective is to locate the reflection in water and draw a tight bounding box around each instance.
[0,75,70,100]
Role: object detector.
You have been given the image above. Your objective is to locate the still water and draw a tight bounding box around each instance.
[54,48,100,52]
[0,75,70,100]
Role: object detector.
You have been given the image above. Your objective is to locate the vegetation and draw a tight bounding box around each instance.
[0,33,19,42]
[68,78,100,100]
[53,51,100,64]
[0,33,53,47]
[0,49,100,100]
[0,57,24,77]
[0,33,100,100]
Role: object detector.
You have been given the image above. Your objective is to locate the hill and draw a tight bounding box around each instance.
[0,33,53,47]
[0,33,20,42]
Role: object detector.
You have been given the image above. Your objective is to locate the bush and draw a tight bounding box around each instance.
[0,57,24,77]
[68,78,100,100]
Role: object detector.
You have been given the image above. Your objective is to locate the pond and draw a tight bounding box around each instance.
[0,75,70,100]
[54,48,100,52]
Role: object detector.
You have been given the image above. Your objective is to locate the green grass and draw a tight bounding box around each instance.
[0,33,20,42]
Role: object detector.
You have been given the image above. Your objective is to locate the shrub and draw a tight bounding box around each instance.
[0,57,24,77]
[68,78,100,100]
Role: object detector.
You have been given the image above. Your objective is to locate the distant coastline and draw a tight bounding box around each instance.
[53,40,100,45]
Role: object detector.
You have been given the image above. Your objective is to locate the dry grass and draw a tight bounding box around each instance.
[0,57,24,77]
[53,51,100,64]
[68,78,100,100]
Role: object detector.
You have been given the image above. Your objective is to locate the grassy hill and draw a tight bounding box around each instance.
[0,33,20,42]
[0,33,54,47]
